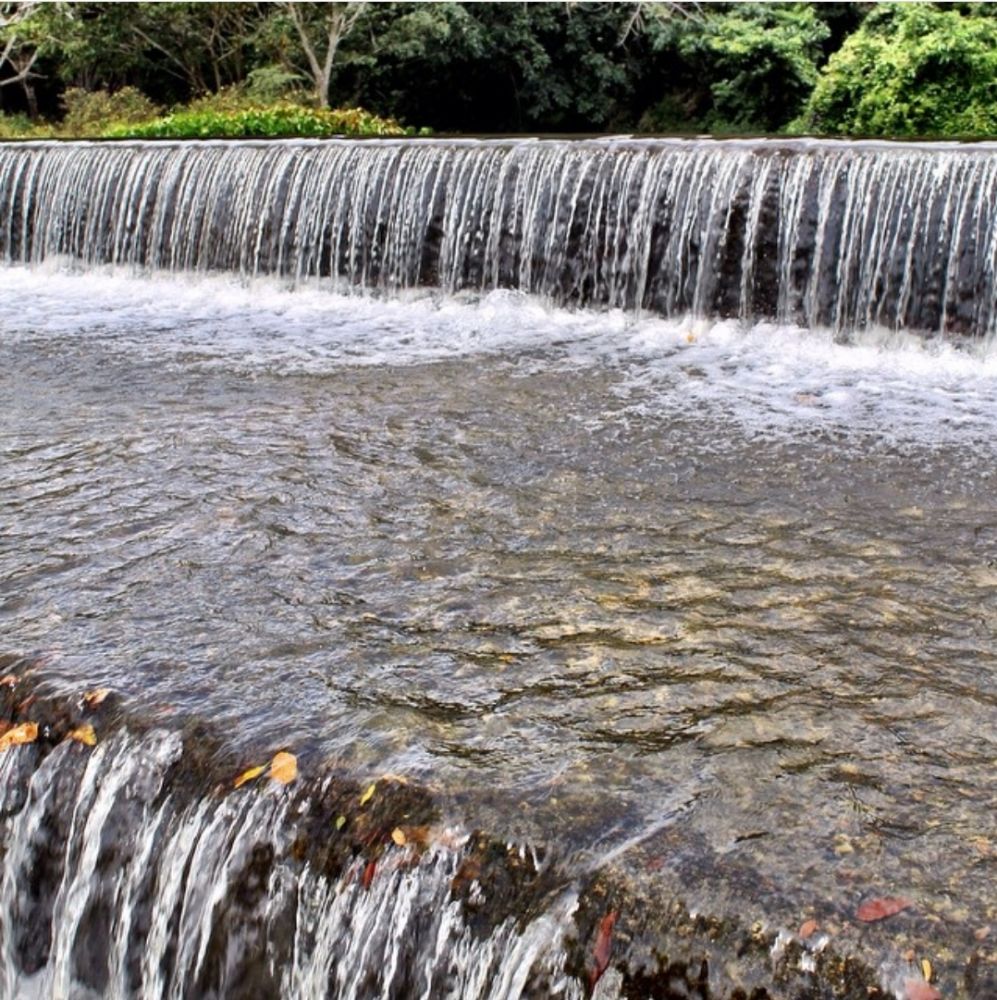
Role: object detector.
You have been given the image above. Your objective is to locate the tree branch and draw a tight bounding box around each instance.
[0,44,38,86]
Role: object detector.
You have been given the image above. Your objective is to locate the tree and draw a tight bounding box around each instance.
[663,2,830,133]
[333,2,678,133]
[0,1,48,115]
[794,2,997,137]
[264,2,368,108]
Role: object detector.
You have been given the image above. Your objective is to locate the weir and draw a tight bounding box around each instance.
[1,137,997,335]
[2,138,996,1000]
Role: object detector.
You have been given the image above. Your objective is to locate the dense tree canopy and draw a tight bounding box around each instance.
[1,1,995,138]
[794,2,997,137]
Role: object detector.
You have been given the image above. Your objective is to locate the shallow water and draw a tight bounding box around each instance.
[1,266,995,976]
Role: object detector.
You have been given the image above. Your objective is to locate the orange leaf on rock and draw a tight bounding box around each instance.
[0,674,18,686]
[904,979,941,1000]
[405,825,431,848]
[799,919,819,940]
[83,688,110,709]
[0,721,38,752]
[391,827,406,846]
[269,751,297,785]
[67,724,97,747]
[233,764,266,789]
[589,909,618,992]
[856,897,912,922]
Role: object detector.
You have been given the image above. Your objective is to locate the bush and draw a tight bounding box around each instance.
[792,3,997,138]
[105,103,412,139]
[62,87,160,135]
[647,2,830,135]
[0,112,35,138]
[242,66,308,106]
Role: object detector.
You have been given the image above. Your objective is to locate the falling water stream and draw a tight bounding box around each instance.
[0,139,995,998]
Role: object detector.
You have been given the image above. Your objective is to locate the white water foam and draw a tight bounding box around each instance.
[3,263,997,447]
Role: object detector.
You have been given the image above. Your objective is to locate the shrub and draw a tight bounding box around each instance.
[62,87,160,135]
[0,112,34,138]
[647,2,830,135]
[105,103,412,139]
[791,3,997,138]
[243,66,308,106]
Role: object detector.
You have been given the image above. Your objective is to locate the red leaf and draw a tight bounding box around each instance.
[361,858,377,890]
[904,979,941,1000]
[856,897,912,922]
[799,919,819,940]
[588,909,617,992]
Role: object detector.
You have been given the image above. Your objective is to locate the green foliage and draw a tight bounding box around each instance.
[793,2,997,137]
[104,102,409,139]
[334,2,653,133]
[62,86,160,134]
[0,111,34,138]
[242,65,307,105]
[653,3,829,133]
[2,2,997,140]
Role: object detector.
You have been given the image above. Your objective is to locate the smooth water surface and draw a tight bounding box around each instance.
[1,266,995,962]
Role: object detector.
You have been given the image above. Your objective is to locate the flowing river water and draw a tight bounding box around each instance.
[0,139,995,998]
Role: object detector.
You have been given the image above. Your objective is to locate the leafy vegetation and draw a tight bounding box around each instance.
[792,3,997,137]
[1,2,996,140]
[672,3,830,133]
[106,103,408,140]
[62,85,159,132]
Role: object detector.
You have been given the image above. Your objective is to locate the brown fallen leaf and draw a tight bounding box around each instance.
[0,721,38,752]
[404,824,431,849]
[233,764,266,789]
[67,724,97,747]
[799,919,819,940]
[82,688,110,709]
[920,958,932,983]
[269,751,297,785]
[974,925,991,941]
[17,695,36,714]
[361,858,377,890]
[589,909,618,992]
[391,827,406,846]
[451,856,481,893]
[904,979,941,1000]
[0,674,17,686]
[856,897,912,922]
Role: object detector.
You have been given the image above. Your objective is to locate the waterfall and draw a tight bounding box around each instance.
[0,732,583,1000]
[1,137,996,336]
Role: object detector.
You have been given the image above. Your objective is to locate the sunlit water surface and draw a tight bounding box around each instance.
[1,265,995,959]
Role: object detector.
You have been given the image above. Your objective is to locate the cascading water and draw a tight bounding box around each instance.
[0,722,583,1000]
[1,137,996,335]
[2,137,996,1000]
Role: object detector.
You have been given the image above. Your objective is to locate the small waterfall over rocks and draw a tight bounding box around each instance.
[0,727,582,1000]
[1,137,997,336]
[0,676,909,1000]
